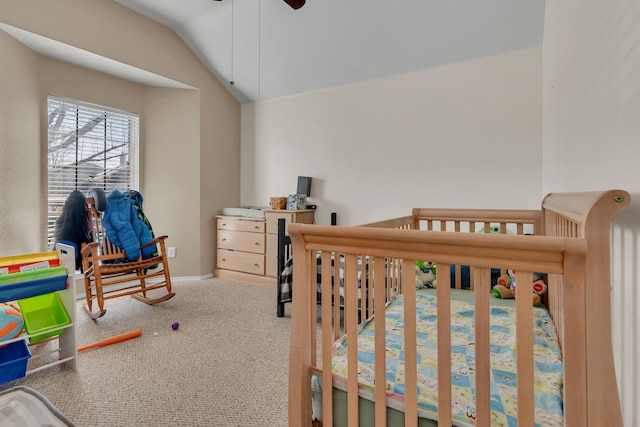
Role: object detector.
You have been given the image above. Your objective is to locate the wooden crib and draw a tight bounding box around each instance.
[288,190,629,427]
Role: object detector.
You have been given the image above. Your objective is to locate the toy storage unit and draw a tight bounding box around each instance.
[0,244,77,383]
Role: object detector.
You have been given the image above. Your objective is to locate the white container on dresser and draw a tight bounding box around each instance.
[214,209,314,287]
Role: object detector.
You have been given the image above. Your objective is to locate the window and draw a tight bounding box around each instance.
[47,96,139,248]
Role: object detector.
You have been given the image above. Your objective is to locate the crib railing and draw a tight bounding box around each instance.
[288,224,588,427]
[541,190,628,426]
[359,209,541,290]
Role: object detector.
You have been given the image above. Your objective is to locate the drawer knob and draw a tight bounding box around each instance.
[222,238,227,242]
[254,263,259,267]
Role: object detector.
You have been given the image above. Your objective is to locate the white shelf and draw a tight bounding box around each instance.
[0,243,77,381]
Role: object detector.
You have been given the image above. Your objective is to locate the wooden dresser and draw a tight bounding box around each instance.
[214,209,314,287]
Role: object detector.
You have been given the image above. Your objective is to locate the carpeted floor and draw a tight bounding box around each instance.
[0,279,293,427]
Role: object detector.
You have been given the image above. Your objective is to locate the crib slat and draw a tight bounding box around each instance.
[310,250,318,368]
[455,264,462,289]
[367,256,374,319]
[402,259,418,427]
[321,251,333,427]
[436,264,452,425]
[334,254,341,340]
[516,270,535,426]
[473,267,491,426]
[474,267,491,425]
[373,257,387,427]
[345,254,360,427]
[384,259,391,301]
[288,235,314,426]
[389,259,397,296]
[561,246,588,426]
[311,255,318,367]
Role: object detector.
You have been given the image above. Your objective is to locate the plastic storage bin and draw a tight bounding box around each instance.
[0,251,60,274]
[0,340,31,383]
[0,267,68,303]
[18,292,71,344]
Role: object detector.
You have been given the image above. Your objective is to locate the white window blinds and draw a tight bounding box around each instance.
[47,95,139,248]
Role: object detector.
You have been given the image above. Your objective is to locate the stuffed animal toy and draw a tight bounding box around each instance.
[492,270,547,306]
[415,260,433,271]
[477,224,518,235]
[495,269,515,289]
[477,225,501,234]
[415,261,437,288]
[415,264,434,288]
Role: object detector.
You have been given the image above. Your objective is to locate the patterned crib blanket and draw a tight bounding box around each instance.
[330,289,564,426]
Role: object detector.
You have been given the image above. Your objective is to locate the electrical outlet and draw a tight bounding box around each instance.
[167,247,176,258]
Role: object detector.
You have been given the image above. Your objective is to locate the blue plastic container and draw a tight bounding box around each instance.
[0,273,68,304]
[0,340,31,383]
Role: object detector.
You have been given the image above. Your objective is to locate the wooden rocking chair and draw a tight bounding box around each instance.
[81,195,176,319]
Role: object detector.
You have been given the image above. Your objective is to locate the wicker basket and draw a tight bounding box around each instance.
[269,197,288,210]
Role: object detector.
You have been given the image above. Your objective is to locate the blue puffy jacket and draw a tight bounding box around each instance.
[102,189,155,261]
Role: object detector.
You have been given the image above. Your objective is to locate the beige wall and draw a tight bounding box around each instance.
[0,32,41,256]
[142,88,202,276]
[242,47,543,226]
[543,1,640,424]
[0,0,241,277]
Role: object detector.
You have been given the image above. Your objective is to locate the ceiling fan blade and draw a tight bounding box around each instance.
[212,0,304,9]
[284,0,305,9]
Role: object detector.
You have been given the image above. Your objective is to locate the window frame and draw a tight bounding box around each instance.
[46,95,139,248]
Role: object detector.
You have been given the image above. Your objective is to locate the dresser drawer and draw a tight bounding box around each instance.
[217,249,265,275]
[217,217,265,233]
[218,230,265,254]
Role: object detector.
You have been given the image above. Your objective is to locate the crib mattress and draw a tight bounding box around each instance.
[0,386,76,426]
[321,288,564,427]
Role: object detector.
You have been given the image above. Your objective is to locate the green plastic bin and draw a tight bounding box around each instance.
[18,292,70,343]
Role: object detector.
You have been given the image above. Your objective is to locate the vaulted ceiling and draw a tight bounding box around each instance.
[113,0,545,103]
[4,0,546,104]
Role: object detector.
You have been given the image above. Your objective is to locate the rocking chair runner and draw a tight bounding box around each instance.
[81,195,175,319]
